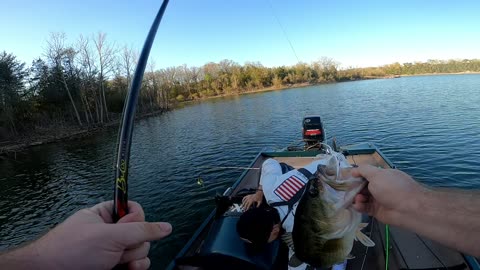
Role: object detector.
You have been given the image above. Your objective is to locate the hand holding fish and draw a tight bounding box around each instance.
[352,165,480,257]
[351,165,425,225]
[0,201,172,270]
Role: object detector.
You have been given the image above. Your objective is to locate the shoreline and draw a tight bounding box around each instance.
[179,82,316,104]
[2,72,479,156]
[0,82,322,156]
[0,110,166,158]
[0,79,370,156]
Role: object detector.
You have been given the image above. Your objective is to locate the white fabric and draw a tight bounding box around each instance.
[260,153,351,270]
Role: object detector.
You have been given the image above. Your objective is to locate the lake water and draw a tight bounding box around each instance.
[1,74,479,269]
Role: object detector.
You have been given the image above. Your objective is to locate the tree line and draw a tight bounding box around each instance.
[1,31,480,141]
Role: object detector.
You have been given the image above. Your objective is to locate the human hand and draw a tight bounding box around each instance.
[241,191,263,210]
[351,165,425,225]
[30,201,171,270]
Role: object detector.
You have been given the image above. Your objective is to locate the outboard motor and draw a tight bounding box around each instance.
[302,116,325,149]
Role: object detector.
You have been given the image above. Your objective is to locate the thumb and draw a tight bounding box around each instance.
[109,222,172,247]
[352,165,382,181]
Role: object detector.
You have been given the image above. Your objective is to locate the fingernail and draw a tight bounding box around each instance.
[159,222,172,233]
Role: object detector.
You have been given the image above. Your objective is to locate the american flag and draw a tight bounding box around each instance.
[274,175,305,201]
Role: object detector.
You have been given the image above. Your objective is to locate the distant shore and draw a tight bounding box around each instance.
[180,82,315,104]
[2,72,480,157]
[178,77,382,104]
[399,71,480,77]
[0,80,359,157]
[1,83,312,157]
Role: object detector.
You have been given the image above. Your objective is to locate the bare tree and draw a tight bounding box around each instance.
[45,32,83,126]
[121,45,135,92]
[77,35,98,124]
[181,65,201,98]
[93,32,116,123]
[144,60,157,110]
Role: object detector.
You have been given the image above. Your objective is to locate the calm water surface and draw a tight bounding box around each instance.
[1,75,479,268]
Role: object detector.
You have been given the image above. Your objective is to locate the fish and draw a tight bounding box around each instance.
[286,156,375,268]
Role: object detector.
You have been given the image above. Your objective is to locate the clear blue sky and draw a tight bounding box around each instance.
[1,0,479,69]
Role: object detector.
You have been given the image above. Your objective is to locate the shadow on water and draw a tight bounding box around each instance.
[1,75,479,268]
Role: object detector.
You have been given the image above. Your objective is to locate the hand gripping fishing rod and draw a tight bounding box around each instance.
[113,0,170,222]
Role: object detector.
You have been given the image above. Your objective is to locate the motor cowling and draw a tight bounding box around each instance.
[302,116,324,143]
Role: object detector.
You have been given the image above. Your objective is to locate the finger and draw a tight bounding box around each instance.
[257,200,263,207]
[128,257,151,270]
[241,198,248,207]
[112,222,172,247]
[89,201,145,224]
[118,201,145,223]
[89,201,114,223]
[123,242,143,252]
[352,165,382,180]
[127,201,145,219]
[119,242,150,264]
[241,204,248,211]
[359,187,371,196]
[352,201,370,214]
[354,194,369,204]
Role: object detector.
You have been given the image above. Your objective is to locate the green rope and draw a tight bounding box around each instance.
[385,224,390,270]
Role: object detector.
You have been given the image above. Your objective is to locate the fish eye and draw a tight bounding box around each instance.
[309,186,319,196]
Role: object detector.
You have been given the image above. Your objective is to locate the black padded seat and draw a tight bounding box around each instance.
[176,215,280,270]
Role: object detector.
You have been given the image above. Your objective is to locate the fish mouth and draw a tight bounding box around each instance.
[315,163,337,183]
[315,154,340,182]
[314,163,367,214]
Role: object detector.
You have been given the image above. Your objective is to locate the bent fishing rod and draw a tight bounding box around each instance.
[113,0,170,222]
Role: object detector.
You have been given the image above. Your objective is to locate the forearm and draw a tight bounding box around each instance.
[257,184,264,195]
[393,187,480,256]
[0,242,53,270]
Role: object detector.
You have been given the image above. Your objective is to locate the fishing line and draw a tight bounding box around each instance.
[266,0,300,63]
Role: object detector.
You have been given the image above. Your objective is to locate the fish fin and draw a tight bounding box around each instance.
[288,253,303,268]
[346,253,356,260]
[355,229,375,247]
[358,222,368,230]
[281,233,295,251]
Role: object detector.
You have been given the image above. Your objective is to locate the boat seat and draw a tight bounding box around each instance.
[176,215,281,270]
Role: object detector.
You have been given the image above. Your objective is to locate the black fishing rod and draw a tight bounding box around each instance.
[113,0,170,222]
